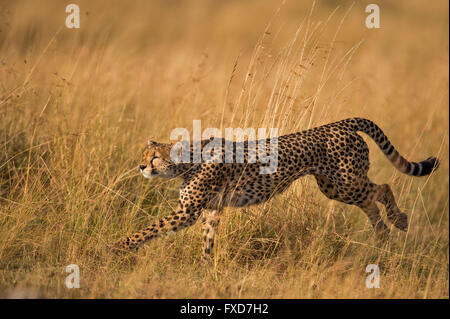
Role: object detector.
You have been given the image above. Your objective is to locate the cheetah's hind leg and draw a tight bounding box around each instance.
[315,175,390,240]
[373,184,408,231]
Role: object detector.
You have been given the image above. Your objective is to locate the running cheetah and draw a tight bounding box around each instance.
[110,118,439,259]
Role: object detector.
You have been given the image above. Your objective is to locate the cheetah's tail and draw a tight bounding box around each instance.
[345,118,440,177]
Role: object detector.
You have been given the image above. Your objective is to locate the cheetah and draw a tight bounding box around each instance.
[110,118,439,259]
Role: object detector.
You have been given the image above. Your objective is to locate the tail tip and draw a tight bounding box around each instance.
[419,156,440,176]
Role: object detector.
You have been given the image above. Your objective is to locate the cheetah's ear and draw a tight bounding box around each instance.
[148,140,158,146]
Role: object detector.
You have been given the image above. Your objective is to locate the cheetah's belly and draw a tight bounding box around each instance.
[206,184,274,209]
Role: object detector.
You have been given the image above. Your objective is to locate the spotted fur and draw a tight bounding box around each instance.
[110,118,439,259]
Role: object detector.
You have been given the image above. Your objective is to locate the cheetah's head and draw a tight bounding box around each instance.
[139,140,177,178]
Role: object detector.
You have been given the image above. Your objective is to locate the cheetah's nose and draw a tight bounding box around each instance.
[139,165,147,170]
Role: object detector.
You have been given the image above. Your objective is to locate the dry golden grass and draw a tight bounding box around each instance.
[0,0,448,298]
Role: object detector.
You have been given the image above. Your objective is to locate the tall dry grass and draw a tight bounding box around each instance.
[0,0,448,298]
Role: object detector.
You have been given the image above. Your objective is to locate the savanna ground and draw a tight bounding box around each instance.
[0,0,448,298]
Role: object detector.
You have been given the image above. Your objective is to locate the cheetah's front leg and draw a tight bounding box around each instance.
[201,210,221,261]
[109,205,203,254]
[110,170,219,256]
